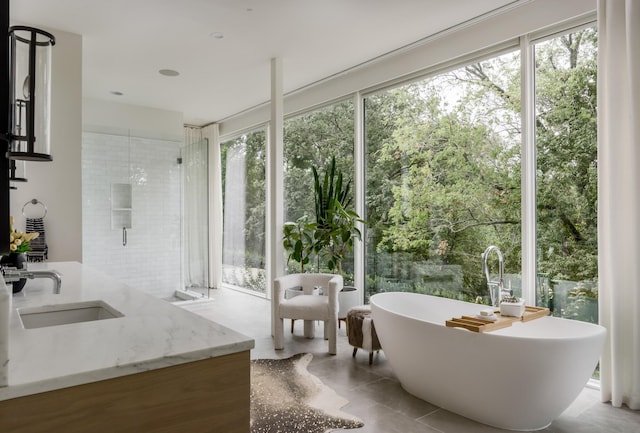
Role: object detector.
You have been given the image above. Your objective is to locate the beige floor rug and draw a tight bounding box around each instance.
[251,353,364,433]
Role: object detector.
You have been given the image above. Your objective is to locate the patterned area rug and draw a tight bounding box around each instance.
[251,353,364,433]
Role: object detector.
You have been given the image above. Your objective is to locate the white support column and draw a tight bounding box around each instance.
[268,58,284,334]
[520,35,537,305]
[354,93,365,304]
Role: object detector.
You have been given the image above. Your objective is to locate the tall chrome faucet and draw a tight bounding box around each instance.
[482,245,507,307]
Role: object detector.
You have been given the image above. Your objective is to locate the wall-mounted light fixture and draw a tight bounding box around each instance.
[9,159,27,183]
[8,26,55,161]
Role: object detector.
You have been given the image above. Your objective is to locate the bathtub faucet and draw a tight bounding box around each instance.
[482,245,507,307]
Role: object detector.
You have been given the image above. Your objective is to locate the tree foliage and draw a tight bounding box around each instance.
[535,29,598,282]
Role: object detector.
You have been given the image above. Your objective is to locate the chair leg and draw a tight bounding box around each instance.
[274,318,284,350]
[291,319,295,333]
[369,352,374,365]
[328,318,337,355]
[303,320,315,339]
[352,347,358,358]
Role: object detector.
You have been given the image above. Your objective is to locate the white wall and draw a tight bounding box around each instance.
[83,98,183,142]
[9,27,83,262]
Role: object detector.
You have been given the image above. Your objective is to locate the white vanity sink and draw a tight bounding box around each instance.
[19,301,124,329]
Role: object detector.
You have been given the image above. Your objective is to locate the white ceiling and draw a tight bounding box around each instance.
[11,0,519,126]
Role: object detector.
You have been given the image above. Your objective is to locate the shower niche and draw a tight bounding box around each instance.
[111,183,132,230]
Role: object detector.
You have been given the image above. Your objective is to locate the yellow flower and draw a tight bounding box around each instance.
[5,216,40,254]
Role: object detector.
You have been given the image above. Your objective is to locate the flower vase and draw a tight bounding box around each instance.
[1,253,28,294]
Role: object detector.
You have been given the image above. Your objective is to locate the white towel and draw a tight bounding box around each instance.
[362,317,373,352]
[476,308,498,322]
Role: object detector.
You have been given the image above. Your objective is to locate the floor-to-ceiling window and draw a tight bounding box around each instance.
[220,128,267,294]
[364,49,522,303]
[361,22,598,319]
[283,100,355,282]
[534,25,598,323]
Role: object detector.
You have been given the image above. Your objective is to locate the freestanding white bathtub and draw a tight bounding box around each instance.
[370,292,606,431]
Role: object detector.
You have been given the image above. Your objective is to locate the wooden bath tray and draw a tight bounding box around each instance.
[520,305,551,322]
[445,306,550,333]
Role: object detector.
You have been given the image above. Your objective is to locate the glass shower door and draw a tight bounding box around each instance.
[82,131,183,299]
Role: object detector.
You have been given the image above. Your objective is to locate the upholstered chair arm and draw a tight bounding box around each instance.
[273,278,285,304]
[273,273,303,303]
[327,274,343,318]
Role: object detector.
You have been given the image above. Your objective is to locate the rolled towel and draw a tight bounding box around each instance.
[476,308,498,322]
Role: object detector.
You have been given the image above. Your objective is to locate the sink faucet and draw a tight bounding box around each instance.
[1,268,62,294]
[482,245,507,307]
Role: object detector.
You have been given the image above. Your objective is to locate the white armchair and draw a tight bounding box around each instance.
[273,273,343,355]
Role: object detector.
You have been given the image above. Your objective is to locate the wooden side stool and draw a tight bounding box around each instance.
[346,305,382,365]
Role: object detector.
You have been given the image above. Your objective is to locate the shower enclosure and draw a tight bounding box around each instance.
[82,131,209,299]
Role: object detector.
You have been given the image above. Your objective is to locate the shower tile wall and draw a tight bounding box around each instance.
[82,132,182,298]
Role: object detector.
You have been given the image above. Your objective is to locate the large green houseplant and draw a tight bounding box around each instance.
[311,156,364,275]
[282,157,365,316]
[282,157,365,275]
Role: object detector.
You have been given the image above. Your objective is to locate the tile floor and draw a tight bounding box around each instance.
[180,288,640,433]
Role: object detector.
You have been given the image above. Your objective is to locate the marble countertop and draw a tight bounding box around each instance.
[0,261,254,401]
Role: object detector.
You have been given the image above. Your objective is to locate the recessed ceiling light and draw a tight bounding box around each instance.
[209,32,224,39]
[159,69,180,77]
[110,90,123,96]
